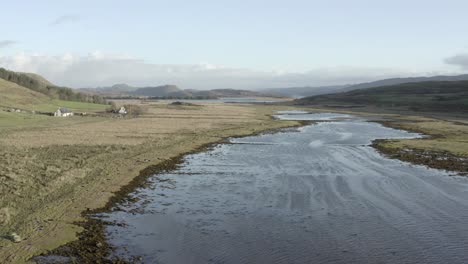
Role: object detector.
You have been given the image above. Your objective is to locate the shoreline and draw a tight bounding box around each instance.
[287,106,468,176]
[371,120,468,176]
[32,117,305,263]
[36,111,468,262]
[2,105,466,263]
[34,111,468,263]
[0,104,300,263]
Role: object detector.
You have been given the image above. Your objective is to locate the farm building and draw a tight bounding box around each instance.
[54,108,74,117]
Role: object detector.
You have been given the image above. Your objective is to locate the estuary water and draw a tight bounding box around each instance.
[103,112,468,264]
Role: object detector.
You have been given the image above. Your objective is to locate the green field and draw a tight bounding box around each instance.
[0,78,108,113]
[33,99,109,112]
[0,111,51,129]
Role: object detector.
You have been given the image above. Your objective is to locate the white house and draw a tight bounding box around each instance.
[118,106,127,115]
[54,108,74,117]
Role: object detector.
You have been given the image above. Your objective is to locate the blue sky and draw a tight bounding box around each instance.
[1,0,468,88]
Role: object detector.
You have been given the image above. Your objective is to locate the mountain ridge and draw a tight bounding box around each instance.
[343,74,468,91]
[81,84,278,98]
[260,74,468,98]
[295,80,468,113]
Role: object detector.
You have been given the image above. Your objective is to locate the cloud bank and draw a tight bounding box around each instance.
[0,40,17,49]
[0,52,421,89]
[445,53,468,69]
[50,15,81,26]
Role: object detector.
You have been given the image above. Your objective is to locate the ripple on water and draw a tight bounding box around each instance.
[101,113,468,264]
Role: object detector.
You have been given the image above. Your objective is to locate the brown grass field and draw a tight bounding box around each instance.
[0,100,467,263]
[0,101,299,263]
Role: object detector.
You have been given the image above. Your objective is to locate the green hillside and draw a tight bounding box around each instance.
[295,81,468,113]
[0,68,105,104]
[0,78,50,107]
[132,85,191,97]
[0,78,108,113]
[21,72,55,87]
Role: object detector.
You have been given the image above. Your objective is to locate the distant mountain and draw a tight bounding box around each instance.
[132,86,273,98]
[261,74,468,98]
[344,74,468,91]
[208,89,267,97]
[295,80,468,113]
[131,85,191,97]
[82,84,279,99]
[260,85,351,98]
[102,83,135,92]
[79,83,136,95]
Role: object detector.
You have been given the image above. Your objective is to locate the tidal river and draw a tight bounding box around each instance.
[102,112,468,263]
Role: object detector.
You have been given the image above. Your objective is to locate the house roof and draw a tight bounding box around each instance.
[58,108,71,113]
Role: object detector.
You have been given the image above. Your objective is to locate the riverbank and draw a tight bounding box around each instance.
[2,104,467,263]
[0,102,300,263]
[44,112,468,263]
[291,106,468,175]
[371,117,468,175]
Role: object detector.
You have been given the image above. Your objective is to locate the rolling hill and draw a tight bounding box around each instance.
[0,69,108,112]
[131,87,276,98]
[343,74,468,91]
[82,84,278,99]
[0,68,105,104]
[207,89,268,98]
[0,78,50,108]
[0,78,108,112]
[295,81,468,113]
[132,85,192,97]
[260,85,351,98]
[92,83,136,93]
[21,72,55,87]
[261,74,468,98]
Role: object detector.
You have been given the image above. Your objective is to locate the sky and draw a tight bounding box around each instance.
[1,0,468,89]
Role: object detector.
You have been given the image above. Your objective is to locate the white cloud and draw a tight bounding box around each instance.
[0,51,424,89]
[50,15,81,26]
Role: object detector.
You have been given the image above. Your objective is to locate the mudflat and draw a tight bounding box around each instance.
[0,102,298,263]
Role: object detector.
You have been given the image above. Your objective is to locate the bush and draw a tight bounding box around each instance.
[123,104,146,116]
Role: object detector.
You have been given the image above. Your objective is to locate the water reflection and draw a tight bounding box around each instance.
[102,113,468,264]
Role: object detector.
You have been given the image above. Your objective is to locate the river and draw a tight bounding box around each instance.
[101,112,468,263]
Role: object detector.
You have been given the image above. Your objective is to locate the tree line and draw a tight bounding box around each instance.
[0,68,106,104]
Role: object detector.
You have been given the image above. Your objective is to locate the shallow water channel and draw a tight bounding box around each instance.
[103,112,468,263]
